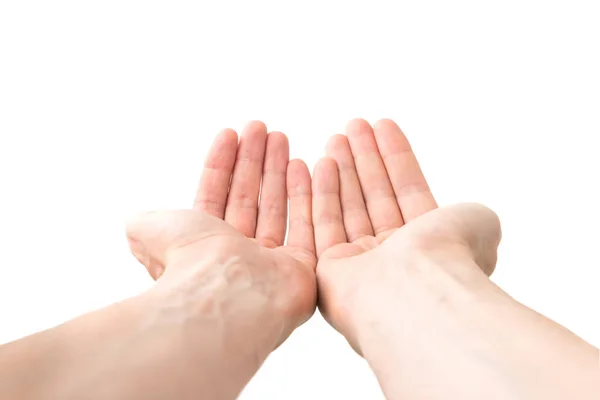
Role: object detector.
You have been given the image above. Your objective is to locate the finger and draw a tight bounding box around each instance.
[345,118,404,234]
[312,157,346,257]
[373,119,438,221]
[225,121,268,237]
[255,132,289,248]
[193,129,238,218]
[326,134,374,242]
[286,159,315,256]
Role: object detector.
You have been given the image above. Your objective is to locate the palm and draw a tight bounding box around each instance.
[319,228,395,261]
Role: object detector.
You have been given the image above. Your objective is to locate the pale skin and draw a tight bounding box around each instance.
[313,119,600,399]
[0,119,598,399]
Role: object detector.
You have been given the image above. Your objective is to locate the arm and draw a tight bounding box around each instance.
[312,119,599,400]
[0,257,285,400]
[1,123,317,400]
[354,254,600,399]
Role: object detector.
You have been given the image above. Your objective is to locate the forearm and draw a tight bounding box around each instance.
[0,294,156,399]
[0,262,284,400]
[354,255,600,400]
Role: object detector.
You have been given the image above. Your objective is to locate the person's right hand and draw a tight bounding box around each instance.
[126,121,317,353]
[313,118,502,352]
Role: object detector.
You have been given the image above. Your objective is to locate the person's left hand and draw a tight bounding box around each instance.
[126,121,317,348]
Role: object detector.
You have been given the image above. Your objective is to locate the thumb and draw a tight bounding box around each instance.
[125,210,226,280]
[396,203,502,276]
[440,203,502,276]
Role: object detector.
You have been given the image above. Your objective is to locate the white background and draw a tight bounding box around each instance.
[1,1,599,398]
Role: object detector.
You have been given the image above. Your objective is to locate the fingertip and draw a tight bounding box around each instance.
[373,118,401,131]
[313,156,338,176]
[206,128,238,162]
[325,134,349,156]
[313,157,339,194]
[287,159,310,192]
[267,131,289,145]
[313,156,338,172]
[289,157,308,168]
[266,131,290,160]
[372,118,411,152]
[288,158,310,176]
[345,119,380,155]
[345,118,373,137]
[243,120,268,137]
[216,128,239,145]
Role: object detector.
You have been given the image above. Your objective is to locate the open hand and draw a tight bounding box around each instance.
[313,119,501,351]
[126,121,317,347]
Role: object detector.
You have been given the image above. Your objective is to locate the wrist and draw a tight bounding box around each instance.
[349,251,600,400]
[350,250,495,354]
[148,255,288,353]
